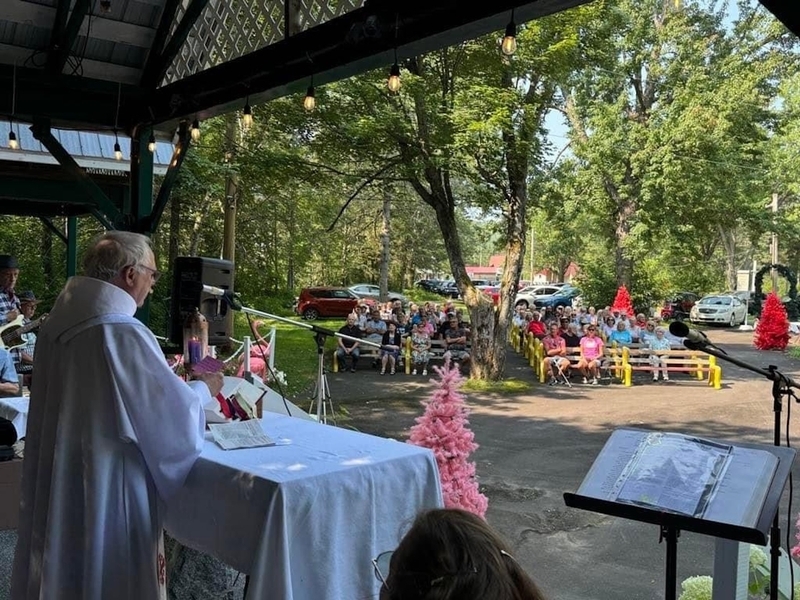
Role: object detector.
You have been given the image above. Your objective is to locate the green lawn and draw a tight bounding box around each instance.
[230,312,345,398]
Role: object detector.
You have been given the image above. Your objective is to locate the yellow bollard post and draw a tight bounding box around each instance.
[405,336,412,375]
[624,364,632,387]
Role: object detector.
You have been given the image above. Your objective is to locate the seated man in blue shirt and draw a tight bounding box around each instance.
[0,347,20,397]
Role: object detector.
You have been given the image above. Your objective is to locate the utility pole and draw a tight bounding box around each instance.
[771,193,779,292]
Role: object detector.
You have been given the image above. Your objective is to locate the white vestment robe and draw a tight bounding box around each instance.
[11,276,208,600]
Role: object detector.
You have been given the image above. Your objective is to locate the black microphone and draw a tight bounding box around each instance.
[668,321,710,346]
[186,282,242,310]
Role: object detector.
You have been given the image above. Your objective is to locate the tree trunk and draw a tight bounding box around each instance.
[718,225,738,291]
[221,115,238,274]
[380,187,391,301]
[168,193,181,265]
[41,220,53,287]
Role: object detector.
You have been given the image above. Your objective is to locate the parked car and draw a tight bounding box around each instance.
[295,286,361,320]
[514,285,562,309]
[415,279,442,292]
[660,292,699,321]
[348,284,408,304]
[689,294,747,326]
[434,280,460,298]
[533,285,581,309]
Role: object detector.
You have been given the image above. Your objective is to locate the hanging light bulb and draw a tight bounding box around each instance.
[190,118,200,141]
[8,130,18,150]
[147,132,156,153]
[501,13,517,56]
[387,63,401,93]
[114,134,123,161]
[303,85,316,111]
[242,101,253,129]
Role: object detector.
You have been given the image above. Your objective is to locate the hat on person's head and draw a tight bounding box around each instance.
[0,255,18,269]
[18,290,38,304]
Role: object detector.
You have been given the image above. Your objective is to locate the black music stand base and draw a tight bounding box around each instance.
[661,525,680,600]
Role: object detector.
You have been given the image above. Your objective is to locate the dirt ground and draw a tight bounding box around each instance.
[326,329,800,600]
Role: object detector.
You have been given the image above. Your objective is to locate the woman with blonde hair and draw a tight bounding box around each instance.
[374,508,547,600]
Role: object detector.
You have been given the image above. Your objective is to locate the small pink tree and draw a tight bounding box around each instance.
[408,357,488,517]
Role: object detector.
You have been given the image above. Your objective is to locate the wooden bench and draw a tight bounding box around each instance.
[332,337,396,372]
[402,337,472,374]
[536,345,625,383]
[620,347,722,389]
[333,335,472,374]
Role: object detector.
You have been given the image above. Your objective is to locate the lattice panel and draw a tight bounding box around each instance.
[163,0,364,86]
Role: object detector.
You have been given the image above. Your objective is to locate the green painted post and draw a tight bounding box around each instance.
[130,127,155,325]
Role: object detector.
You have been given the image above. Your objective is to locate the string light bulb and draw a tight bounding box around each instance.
[113,132,123,161]
[242,101,253,129]
[501,12,517,56]
[190,118,200,142]
[387,63,401,93]
[303,85,316,111]
[147,132,156,153]
[8,129,18,150]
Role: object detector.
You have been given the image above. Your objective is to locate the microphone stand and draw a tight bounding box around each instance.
[684,338,799,600]
[216,292,381,424]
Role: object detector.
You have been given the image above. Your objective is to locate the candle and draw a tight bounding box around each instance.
[188,340,203,364]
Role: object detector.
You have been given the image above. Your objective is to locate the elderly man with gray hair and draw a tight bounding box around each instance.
[13,231,223,600]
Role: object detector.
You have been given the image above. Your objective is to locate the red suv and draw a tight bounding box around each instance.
[295,287,361,320]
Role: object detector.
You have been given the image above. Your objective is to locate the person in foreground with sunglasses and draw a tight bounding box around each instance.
[374,508,547,600]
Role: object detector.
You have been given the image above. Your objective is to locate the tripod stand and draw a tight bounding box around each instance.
[308,331,334,424]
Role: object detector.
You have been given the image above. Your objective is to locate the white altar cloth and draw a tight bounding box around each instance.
[164,413,443,600]
[0,396,28,439]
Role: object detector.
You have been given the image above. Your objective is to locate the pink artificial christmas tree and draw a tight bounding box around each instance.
[408,357,488,518]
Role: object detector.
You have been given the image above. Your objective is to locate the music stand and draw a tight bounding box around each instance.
[564,428,795,600]
[213,292,381,424]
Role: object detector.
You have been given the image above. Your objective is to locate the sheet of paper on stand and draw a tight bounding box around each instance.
[209,419,276,450]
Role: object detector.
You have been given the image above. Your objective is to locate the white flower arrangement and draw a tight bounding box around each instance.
[680,544,798,600]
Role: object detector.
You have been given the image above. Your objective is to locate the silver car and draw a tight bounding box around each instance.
[690,294,747,327]
[348,284,408,304]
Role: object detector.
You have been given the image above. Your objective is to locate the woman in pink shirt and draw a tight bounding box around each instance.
[577,325,604,385]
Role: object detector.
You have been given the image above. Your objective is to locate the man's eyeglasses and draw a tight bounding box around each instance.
[136,264,162,282]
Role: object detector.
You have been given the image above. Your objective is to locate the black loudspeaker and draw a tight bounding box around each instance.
[170,257,234,346]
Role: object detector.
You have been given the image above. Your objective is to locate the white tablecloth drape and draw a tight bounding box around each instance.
[0,396,28,439]
[164,413,443,600]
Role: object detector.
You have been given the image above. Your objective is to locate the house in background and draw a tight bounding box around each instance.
[465,255,581,285]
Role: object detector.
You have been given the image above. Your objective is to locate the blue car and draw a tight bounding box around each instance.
[533,286,581,309]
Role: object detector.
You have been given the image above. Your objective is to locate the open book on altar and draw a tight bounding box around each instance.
[565,429,794,543]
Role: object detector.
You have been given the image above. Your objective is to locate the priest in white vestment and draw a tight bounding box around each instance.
[12,231,223,600]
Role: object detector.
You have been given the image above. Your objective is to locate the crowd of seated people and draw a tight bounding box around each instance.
[513,304,678,386]
[335,300,472,374]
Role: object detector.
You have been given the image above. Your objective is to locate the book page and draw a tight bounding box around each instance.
[574,429,779,529]
[612,433,732,518]
[209,419,275,450]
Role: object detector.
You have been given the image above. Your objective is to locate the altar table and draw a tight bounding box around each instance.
[164,413,443,600]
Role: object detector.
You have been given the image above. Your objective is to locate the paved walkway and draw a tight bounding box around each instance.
[326,329,800,600]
